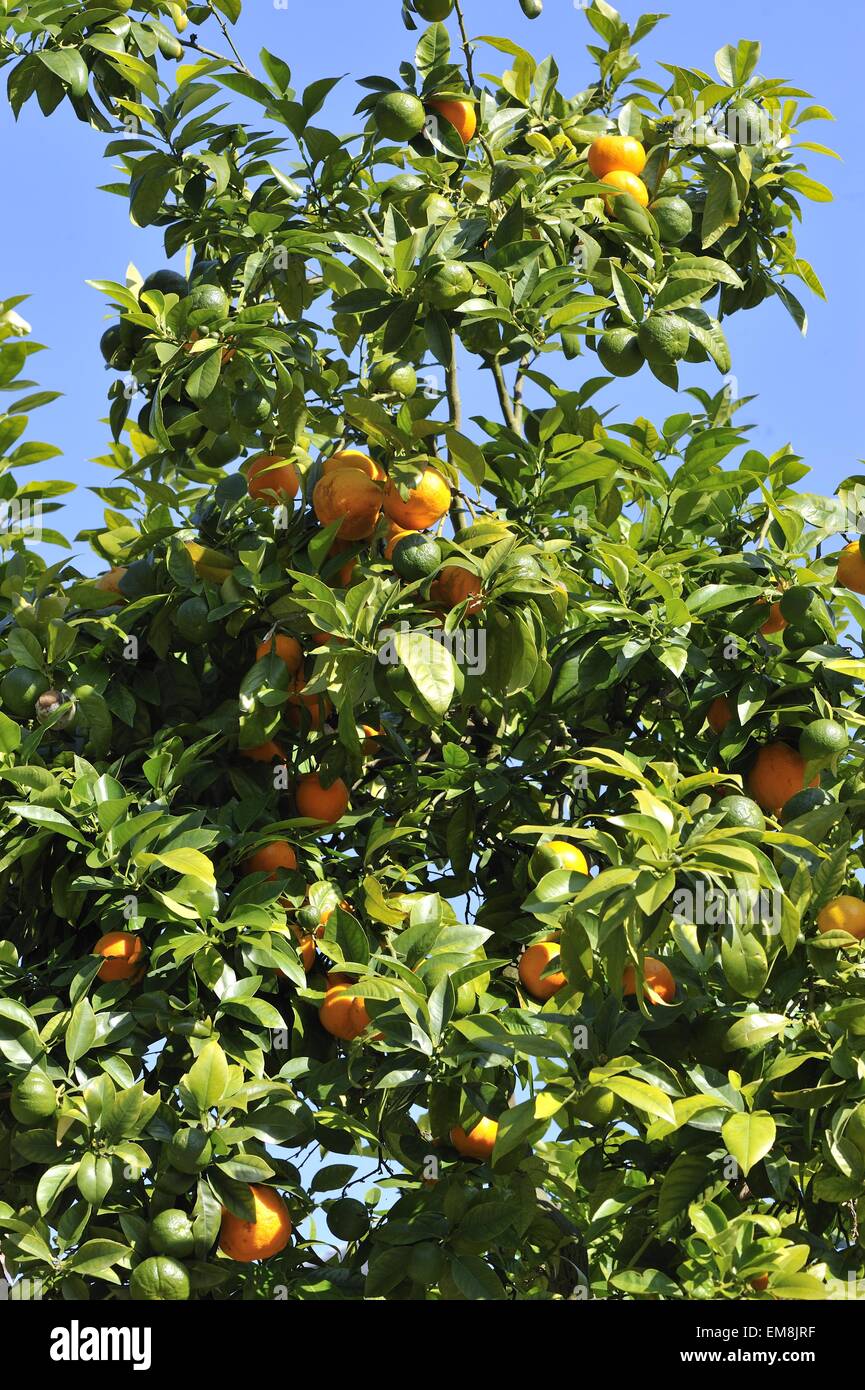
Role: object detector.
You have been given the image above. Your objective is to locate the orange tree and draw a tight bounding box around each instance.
[0,0,859,1302]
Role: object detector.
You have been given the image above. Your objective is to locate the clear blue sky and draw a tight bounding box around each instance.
[2,0,862,561]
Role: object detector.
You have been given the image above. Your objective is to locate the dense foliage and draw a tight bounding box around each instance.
[0,0,860,1303]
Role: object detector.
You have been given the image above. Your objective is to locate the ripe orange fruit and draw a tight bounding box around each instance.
[241,739,286,764]
[816,895,865,941]
[428,97,476,144]
[450,1117,498,1161]
[296,772,350,823]
[836,541,865,595]
[246,454,300,504]
[327,539,358,588]
[360,724,383,754]
[319,975,371,1040]
[287,672,333,729]
[707,696,733,734]
[587,134,647,178]
[322,449,385,482]
[256,632,303,672]
[430,566,483,613]
[245,841,297,879]
[93,931,145,983]
[602,169,649,211]
[623,956,676,1004]
[383,467,451,529]
[384,524,417,561]
[96,567,127,602]
[313,469,383,540]
[219,1184,292,1262]
[758,600,787,636]
[288,921,324,971]
[749,1274,770,1292]
[747,742,818,815]
[519,940,566,1001]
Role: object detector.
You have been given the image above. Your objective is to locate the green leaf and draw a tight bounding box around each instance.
[186,1040,229,1110]
[38,50,89,98]
[605,1076,676,1124]
[722,1110,776,1174]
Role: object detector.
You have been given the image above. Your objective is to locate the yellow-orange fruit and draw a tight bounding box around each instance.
[241,740,286,764]
[319,976,371,1040]
[93,931,145,983]
[322,449,385,481]
[450,1117,498,1161]
[430,566,483,613]
[428,97,477,144]
[519,940,566,1001]
[313,469,382,540]
[602,169,649,211]
[287,672,333,729]
[623,956,676,1004]
[246,454,299,504]
[255,632,303,672]
[587,135,647,178]
[296,773,350,823]
[747,742,818,815]
[219,1184,292,1262]
[837,541,865,595]
[245,842,297,879]
[816,895,865,941]
[759,600,787,636]
[383,468,451,530]
[707,696,734,734]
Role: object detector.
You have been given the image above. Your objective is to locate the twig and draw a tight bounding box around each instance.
[206,0,252,75]
[453,0,475,88]
[489,356,518,433]
[179,35,248,74]
[445,331,469,534]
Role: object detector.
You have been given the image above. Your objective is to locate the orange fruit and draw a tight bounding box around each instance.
[241,740,286,764]
[288,921,324,971]
[623,956,676,1004]
[219,1185,292,1262]
[96,567,127,603]
[384,524,417,561]
[450,1117,498,1161]
[322,449,385,482]
[428,97,476,144]
[602,169,649,211]
[328,539,358,588]
[313,469,383,540]
[430,566,483,613]
[837,542,865,595]
[255,632,303,672]
[749,1274,770,1292]
[383,467,451,530]
[707,696,733,734]
[93,931,145,983]
[360,724,383,754]
[816,895,865,941]
[245,841,298,879]
[296,773,350,823]
[319,976,371,1040]
[758,600,787,636]
[587,135,647,178]
[747,742,818,815]
[518,940,566,1001]
[287,672,333,729]
[246,454,300,504]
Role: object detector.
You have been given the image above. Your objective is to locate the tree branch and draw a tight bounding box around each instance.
[489,356,518,433]
[206,0,252,75]
[446,332,469,534]
[453,0,475,88]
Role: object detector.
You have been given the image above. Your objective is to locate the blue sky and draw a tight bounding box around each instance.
[2,0,863,563]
